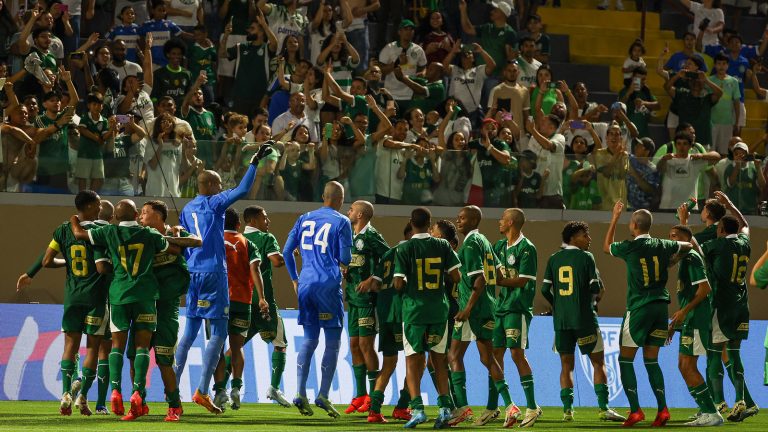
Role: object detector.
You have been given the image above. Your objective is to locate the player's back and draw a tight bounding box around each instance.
[244,227,281,304]
[544,247,599,330]
[54,221,109,305]
[701,234,751,309]
[224,231,255,304]
[293,207,353,288]
[457,231,498,318]
[180,193,230,273]
[610,236,680,310]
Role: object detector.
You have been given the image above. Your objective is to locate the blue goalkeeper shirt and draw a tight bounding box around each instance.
[138,19,183,67]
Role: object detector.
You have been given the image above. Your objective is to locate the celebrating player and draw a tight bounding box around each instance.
[541,221,625,422]
[283,181,353,418]
[604,201,692,427]
[393,207,461,429]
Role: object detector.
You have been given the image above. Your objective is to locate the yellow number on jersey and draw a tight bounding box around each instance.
[639,256,660,287]
[381,261,392,290]
[416,257,442,290]
[484,253,497,285]
[731,254,749,284]
[70,245,88,277]
[558,266,573,296]
[119,243,145,276]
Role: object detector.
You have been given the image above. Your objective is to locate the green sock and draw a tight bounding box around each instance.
[450,371,468,407]
[370,389,385,414]
[448,372,459,407]
[427,365,439,392]
[764,348,768,386]
[644,358,666,411]
[409,395,424,411]
[165,389,181,408]
[108,348,123,395]
[73,353,81,383]
[494,379,513,407]
[96,360,109,406]
[727,349,753,405]
[353,364,367,397]
[691,383,716,413]
[133,348,150,394]
[561,388,574,412]
[271,350,286,388]
[396,386,411,409]
[367,370,379,395]
[231,378,243,390]
[486,374,499,410]
[224,354,231,382]
[61,360,75,395]
[706,353,725,404]
[520,374,537,409]
[619,356,639,412]
[81,367,96,398]
[594,383,609,410]
[437,394,453,409]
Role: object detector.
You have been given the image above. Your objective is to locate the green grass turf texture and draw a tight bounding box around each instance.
[0,402,764,431]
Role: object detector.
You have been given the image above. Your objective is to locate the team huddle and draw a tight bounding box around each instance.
[14,142,761,428]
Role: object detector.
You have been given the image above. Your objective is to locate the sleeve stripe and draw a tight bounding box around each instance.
[94,258,111,263]
[692,278,708,285]
[249,258,261,264]
[519,274,536,280]
[160,241,169,253]
[371,276,382,282]
[393,273,406,278]
[467,269,484,276]
[542,279,552,284]
[590,279,600,284]
[448,263,461,272]
[87,230,96,246]
[266,252,281,257]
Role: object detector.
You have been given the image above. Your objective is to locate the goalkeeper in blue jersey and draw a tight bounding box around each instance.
[173,143,273,414]
[283,181,353,418]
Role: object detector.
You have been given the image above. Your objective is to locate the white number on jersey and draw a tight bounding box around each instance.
[300,221,331,253]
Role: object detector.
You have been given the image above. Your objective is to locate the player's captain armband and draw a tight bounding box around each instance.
[48,240,61,252]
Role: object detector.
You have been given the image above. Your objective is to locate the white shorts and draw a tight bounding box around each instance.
[666,111,679,129]
[217,34,248,78]
[711,123,733,155]
[75,158,105,179]
[738,101,746,127]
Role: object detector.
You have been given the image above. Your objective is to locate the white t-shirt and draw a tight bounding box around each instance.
[449,64,487,113]
[169,0,200,27]
[266,4,309,52]
[62,0,82,16]
[272,111,319,143]
[375,142,404,200]
[622,57,646,79]
[26,35,64,61]
[526,133,566,196]
[660,156,709,209]
[379,41,427,100]
[143,140,182,197]
[109,60,143,83]
[116,84,154,127]
[689,2,724,47]
[515,57,541,88]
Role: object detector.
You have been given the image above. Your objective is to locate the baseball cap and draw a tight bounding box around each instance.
[490,0,513,18]
[399,19,415,29]
[733,142,749,153]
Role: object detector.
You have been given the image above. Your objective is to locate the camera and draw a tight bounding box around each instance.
[759,201,768,216]
[699,18,710,31]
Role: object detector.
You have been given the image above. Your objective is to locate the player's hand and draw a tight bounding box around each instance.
[714,190,734,209]
[611,201,624,220]
[259,298,270,316]
[454,309,470,322]
[16,273,32,292]
[292,280,298,296]
[251,141,274,166]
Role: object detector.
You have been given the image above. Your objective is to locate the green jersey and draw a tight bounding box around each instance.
[494,235,537,317]
[725,164,760,215]
[475,23,517,77]
[51,221,109,306]
[701,233,751,312]
[694,223,718,245]
[188,43,217,86]
[151,66,192,109]
[346,223,390,307]
[152,227,190,301]
[394,233,461,325]
[78,113,108,159]
[88,221,169,305]
[374,244,402,324]
[409,77,445,115]
[517,171,542,208]
[227,42,271,103]
[243,227,282,306]
[34,112,70,176]
[541,246,600,330]
[184,108,217,167]
[676,250,711,329]
[753,261,768,289]
[457,230,498,319]
[610,234,681,310]
[401,158,435,205]
[469,138,511,187]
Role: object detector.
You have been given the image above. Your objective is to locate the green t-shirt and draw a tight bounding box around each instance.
[346,223,390,307]
[280,159,302,199]
[676,250,711,329]
[753,260,768,289]
[494,235,537,317]
[34,112,70,175]
[28,46,57,71]
[541,246,600,330]
[530,87,559,116]
[469,138,511,188]
[184,108,217,168]
[694,223,718,245]
[219,0,251,34]
[402,158,435,205]
[374,244,402,324]
[725,163,760,215]
[457,230,498,320]
[476,23,516,77]
[51,221,109,306]
[188,43,217,86]
[341,95,369,138]
[701,233,750,312]
[78,113,108,159]
[348,135,377,199]
[227,42,271,102]
[151,65,192,110]
[609,235,681,310]
[617,86,656,138]
[517,171,542,208]
[673,90,715,146]
[244,227,281,307]
[103,134,134,179]
[394,234,461,324]
[152,227,190,301]
[88,221,169,305]
[709,74,740,125]
[409,77,445,114]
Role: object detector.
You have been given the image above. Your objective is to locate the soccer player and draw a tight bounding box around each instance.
[668,223,723,426]
[365,222,413,424]
[393,207,461,429]
[699,191,758,422]
[173,143,272,413]
[94,200,115,415]
[541,221,625,422]
[450,206,519,428]
[344,200,390,414]
[491,208,538,427]
[603,201,692,427]
[283,181,353,418]
[678,198,726,245]
[748,235,768,387]
[69,199,181,420]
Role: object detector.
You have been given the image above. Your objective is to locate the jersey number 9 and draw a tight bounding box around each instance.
[558,266,573,296]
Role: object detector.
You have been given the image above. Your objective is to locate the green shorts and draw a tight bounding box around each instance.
[247,306,288,349]
[348,305,377,337]
[453,316,495,342]
[712,306,749,344]
[555,325,603,355]
[378,322,404,356]
[403,322,448,356]
[153,298,180,366]
[62,301,109,336]
[492,313,531,349]
[620,302,668,348]
[110,301,157,333]
[229,301,251,338]
[679,323,711,357]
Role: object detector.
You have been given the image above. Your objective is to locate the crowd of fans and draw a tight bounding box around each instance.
[1,0,768,215]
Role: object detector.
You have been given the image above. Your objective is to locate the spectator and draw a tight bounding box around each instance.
[660,55,705,140]
[722,34,749,136]
[378,19,426,112]
[627,137,660,210]
[515,37,541,88]
[272,92,319,144]
[469,118,512,207]
[434,101,473,206]
[657,131,720,210]
[115,0,149,26]
[276,133,312,201]
[518,14,551,64]
[348,96,391,202]
[151,39,192,110]
[138,0,190,69]
[321,66,368,134]
[102,113,146,196]
[266,58,310,125]
[271,34,303,76]
[617,66,660,138]
[622,39,646,87]
[562,134,601,210]
[49,3,74,57]
[167,0,204,33]
[106,5,142,63]
[664,69,723,147]
[531,65,564,116]
[660,32,706,74]
[343,0,379,74]
[17,13,62,70]
[257,0,309,54]
[442,40,495,127]
[179,138,206,197]
[310,1,346,70]
[487,62,530,142]
[398,136,440,205]
[594,122,628,210]
[724,141,766,214]
[525,113,566,208]
[108,39,144,83]
[188,25,217,106]
[1,104,38,192]
[76,92,113,192]
[316,30,360,92]
[567,82,604,122]
[0,1,17,64]
[709,53,741,155]
[376,118,414,204]
[418,10,454,64]
[145,111,183,197]
[116,36,155,127]
[394,62,445,119]
[682,0,724,48]
[515,149,542,208]
[404,108,430,143]
[217,0,257,101]
[182,73,217,168]
[701,27,768,62]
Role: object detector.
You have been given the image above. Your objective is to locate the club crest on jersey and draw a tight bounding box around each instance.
[580,324,622,402]
[507,254,515,266]
[355,239,365,250]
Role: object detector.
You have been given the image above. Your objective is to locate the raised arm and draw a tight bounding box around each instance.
[715,190,749,235]
[225,144,274,204]
[458,0,476,36]
[603,201,622,254]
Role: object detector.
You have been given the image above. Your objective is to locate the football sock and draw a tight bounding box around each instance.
[370,389,384,414]
[231,378,243,390]
[520,374,537,409]
[450,371,468,407]
[727,349,753,405]
[166,388,181,408]
[448,371,459,407]
[692,383,717,413]
[409,395,424,411]
[561,388,574,412]
[61,359,75,395]
[437,394,453,409]
[619,356,639,412]
[271,350,286,388]
[495,379,513,407]
[108,348,124,394]
[427,365,439,393]
[396,385,411,409]
[81,367,96,398]
[133,348,150,394]
[222,354,231,386]
[96,360,109,406]
[366,370,379,395]
[764,348,768,386]
[706,352,725,404]
[174,317,203,386]
[594,383,609,410]
[318,327,342,398]
[296,326,319,398]
[352,364,366,397]
[197,318,227,395]
[644,358,666,411]
[487,374,499,410]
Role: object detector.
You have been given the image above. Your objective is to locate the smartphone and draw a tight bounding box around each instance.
[501,112,512,122]
[698,17,710,31]
[323,122,333,140]
[116,114,130,124]
[548,82,557,89]
[59,4,69,13]
[685,71,698,80]
[571,120,585,129]
[69,52,84,60]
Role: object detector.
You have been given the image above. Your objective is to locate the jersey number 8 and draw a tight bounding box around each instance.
[70,245,88,277]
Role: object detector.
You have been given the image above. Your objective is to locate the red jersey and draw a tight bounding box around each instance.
[224,230,261,304]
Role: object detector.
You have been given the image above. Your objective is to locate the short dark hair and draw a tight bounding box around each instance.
[74,190,100,212]
[518,36,535,46]
[42,91,61,102]
[32,27,51,40]
[143,200,168,221]
[224,207,240,231]
[434,220,458,249]
[671,224,693,240]
[151,0,165,9]
[674,132,693,146]
[403,222,413,238]
[86,92,104,105]
[683,31,696,39]
[545,114,561,129]
[676,122,693,133]
[562,221,589,244]
[635,137,656,154]
[703,199,726,222]
[720,215,740,234]
[243,205,265,222]
[163,38,186,57]
[628,39,646,56]
[714,53,729,64]
[410,207,431,230]
[251,107,269,119]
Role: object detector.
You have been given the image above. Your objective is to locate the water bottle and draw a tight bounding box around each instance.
[674,197,697,220]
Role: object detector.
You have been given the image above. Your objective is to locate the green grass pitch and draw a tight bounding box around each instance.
[0,402,764,431]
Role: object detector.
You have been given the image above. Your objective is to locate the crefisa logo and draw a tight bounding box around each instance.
[578,323,623,401]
